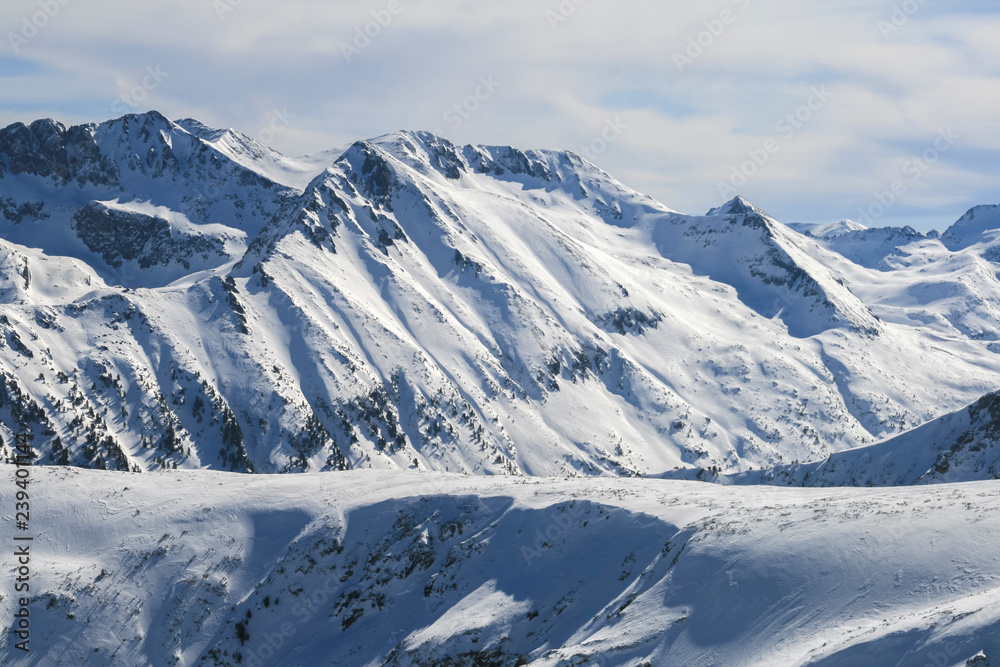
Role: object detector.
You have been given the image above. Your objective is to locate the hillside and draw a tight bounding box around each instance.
[1,466,998,666]
[728,391,1000,487]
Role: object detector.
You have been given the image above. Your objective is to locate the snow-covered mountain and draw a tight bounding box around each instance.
[942,205,1000,251]
[2,112,1000,480]
[800,224,927,270]
[728,390,1000,487]
[788,218,868,238]
[5,113,1000,667]
[2,465,998,666]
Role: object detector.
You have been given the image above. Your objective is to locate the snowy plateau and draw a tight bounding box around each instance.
[0,112,998,665]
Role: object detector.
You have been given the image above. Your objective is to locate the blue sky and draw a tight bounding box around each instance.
[2,0,998,230]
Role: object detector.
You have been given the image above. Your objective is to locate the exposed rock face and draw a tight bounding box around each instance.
[72,201,226,270]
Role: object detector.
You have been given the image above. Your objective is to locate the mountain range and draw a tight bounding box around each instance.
[2,111,1000,482]
[3,112,1000,666]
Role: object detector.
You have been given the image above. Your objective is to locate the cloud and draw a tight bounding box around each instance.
[1,0,998,229]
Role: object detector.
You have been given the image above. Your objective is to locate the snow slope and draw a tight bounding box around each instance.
[729,391,1000,487]
[804,225,927,270]
[1,466,998,666]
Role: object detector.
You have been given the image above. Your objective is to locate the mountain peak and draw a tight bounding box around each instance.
[27,117,67,135]
[371,128,451,147]
[173,117,234,142]
[941,203,1000,250]
[706,196,761,217]
[104,110,179,133]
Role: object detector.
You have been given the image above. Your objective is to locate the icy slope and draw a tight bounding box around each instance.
[1,466,998,666]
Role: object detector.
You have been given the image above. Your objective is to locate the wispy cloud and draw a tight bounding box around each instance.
[2,0,998,229]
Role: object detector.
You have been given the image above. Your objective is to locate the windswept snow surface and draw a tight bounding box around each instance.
[1,466,998,666]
